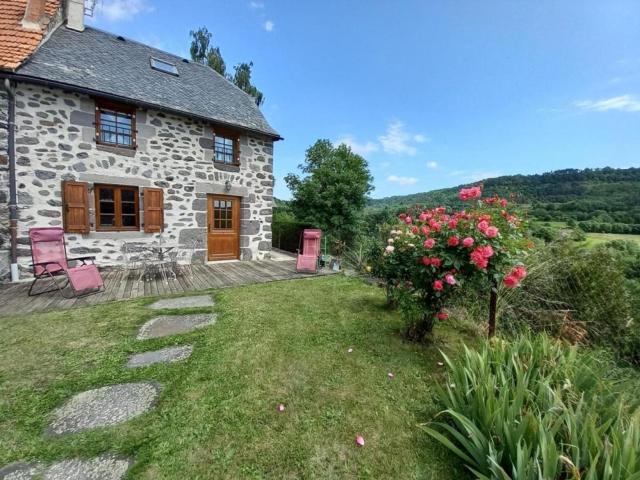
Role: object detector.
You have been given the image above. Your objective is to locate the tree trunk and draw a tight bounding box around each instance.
[488,279,498,338]
[408,313,434,342]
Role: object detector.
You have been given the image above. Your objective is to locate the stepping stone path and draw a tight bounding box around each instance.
[0,455,131,480]
[127,345,193,368]
[47,382,161,435]
[3,295,217,477]
[148,295,214,310]
[137,313,216,340]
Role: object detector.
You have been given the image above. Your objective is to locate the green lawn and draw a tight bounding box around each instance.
[0,275,471,479]
[583,232,640,247]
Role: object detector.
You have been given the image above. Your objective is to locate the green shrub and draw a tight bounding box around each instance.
[499,242,635,355]
[424,334,640,479]
[272,220,315,253]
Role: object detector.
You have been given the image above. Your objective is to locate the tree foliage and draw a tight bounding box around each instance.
[284,140,373,246]
[368,167,640,228]
[189,26,264,106]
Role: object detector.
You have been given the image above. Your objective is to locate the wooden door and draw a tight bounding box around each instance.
[207,195,240,261]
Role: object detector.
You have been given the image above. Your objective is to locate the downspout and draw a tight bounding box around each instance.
[3,78,19,282]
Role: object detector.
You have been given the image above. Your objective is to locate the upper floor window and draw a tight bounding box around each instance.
[95,184,139,231]
[150,57,179,76]
[213,128,239,165]
[95,100,136,149]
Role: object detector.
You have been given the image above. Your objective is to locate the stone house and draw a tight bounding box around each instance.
[0,0,281,282]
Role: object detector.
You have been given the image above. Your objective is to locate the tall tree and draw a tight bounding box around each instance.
[231,62,264,107]
[189,26,263,106]
[285,140,374,246]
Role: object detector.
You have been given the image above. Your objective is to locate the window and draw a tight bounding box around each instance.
[95,185,140,231]
[96,104,135,147]
[212,199,234,229]
[213,128,239,165]
[150,57,179,75]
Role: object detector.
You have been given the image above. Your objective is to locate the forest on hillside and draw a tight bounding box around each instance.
[366,167,640,234]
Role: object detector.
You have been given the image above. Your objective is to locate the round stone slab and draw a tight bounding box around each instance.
[44,455,131,480]
[127,345,193,368]
[148,295,214,310]
[47,382,160,435]
[0,462,43,480]
[0,456,131,480]
[136,314,216,340]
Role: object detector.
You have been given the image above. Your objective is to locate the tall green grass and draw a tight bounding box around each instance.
[423,335,640,479]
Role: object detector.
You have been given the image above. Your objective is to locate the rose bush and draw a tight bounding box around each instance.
[381,186,530,340]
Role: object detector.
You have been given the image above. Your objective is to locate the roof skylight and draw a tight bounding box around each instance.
[150,57,178,76]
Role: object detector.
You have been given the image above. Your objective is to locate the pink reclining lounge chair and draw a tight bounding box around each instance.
[296,229,322,273]
[28,227,104,298]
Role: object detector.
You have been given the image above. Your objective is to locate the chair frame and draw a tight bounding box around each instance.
[28,230,105,299]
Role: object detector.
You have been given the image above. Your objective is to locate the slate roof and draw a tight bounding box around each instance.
[14,26,280,138]
[0,0,61,70]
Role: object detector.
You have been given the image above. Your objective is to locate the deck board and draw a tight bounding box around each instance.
[0,260,334,316]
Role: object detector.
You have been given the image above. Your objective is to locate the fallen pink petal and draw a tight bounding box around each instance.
[277,404,285,412]
[355,435,365,446]
[387,372,394,378]
[347,348,353,353]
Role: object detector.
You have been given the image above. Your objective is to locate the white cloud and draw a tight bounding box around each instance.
[387,175,419,186]
[450,170,501,182]
[96,0,154,21]
[378,120,426,156]
[264,20,275,32]
[249,1,265,8]
[574,95,640,113]
[335,136,378,156]
[426,161,439,170]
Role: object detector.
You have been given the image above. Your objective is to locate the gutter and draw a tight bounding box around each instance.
[0,72,284,141]
[2,78,19,282]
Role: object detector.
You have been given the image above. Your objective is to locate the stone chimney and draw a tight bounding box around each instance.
[66,0,85,32]
[21,0,47,30]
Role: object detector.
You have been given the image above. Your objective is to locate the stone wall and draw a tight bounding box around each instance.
[5,83,274,279]
[0,89,9,280]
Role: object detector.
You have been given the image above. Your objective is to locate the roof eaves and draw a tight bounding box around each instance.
[0,71,284,141]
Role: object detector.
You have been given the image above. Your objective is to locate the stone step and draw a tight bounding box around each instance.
[148,295,215,310]
[136,314,216,340]
[47,382,161,436]
[0,455,131,480]
[127,345,193,368]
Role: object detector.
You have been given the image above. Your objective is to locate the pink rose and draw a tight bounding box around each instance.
[458,186,482,201]
[418,212,429,222]
[421,256,431,266]
[477,220,489,232]
[447,236,460,247]
[484,226,499,238]
[462,237,475,248]
[433,280,444,291]
[445,274,456,285]
[480,245,494,258]
[511,265,527,280]
[404,216,413,224]
[500,198,508,207]
[411,226,419,234]
[423,238,436,249]
[503,275,519,288]
[430,257,442,267]
[448,219,458,229]
[421,226,431,236]
[436,311,449,320]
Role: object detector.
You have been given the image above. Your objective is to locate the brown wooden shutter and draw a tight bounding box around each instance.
[62,181,90,234]
[143,187,164,233]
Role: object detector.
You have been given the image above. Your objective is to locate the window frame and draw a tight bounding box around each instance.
[94,184,140,232]
[95,100,137,150]
[212,127,240,166]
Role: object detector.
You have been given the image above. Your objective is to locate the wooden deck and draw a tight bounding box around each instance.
[0,259,333,316]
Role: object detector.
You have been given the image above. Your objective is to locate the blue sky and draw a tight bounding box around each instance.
[87,0,640,199]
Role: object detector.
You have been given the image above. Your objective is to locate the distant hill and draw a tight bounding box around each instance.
[367,167,640,233]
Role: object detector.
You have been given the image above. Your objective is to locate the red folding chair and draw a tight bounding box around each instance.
[296,229,322,273]
[28,227,104,298]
